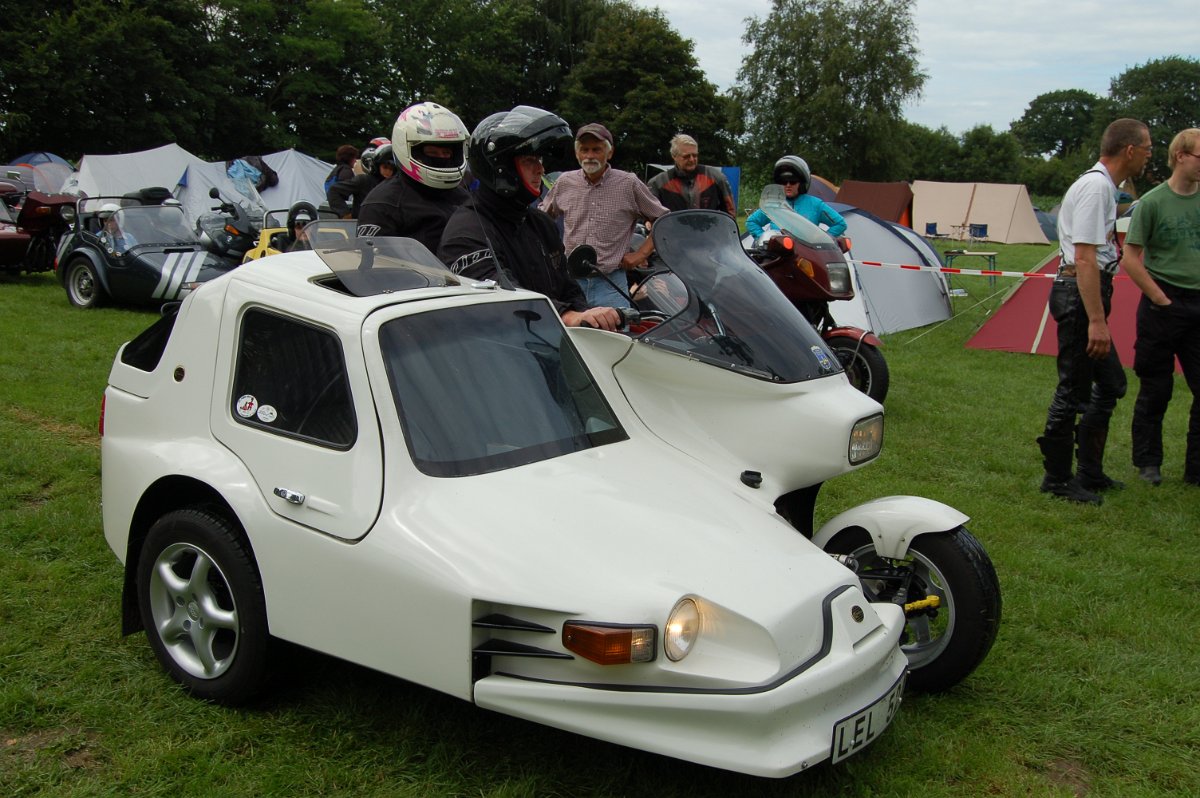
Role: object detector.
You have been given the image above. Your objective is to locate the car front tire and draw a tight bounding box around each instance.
[136,508,270,704]
[65,258,106,309]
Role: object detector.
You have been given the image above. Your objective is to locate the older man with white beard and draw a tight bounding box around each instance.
[540,122,669,308]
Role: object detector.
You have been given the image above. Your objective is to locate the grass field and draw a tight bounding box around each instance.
[2,252,1199,797]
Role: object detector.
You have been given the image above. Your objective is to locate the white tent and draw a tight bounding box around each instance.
[66,144,333,224]
[70,143,205,199]
[912,180,1049,244]
[832,204,952,334]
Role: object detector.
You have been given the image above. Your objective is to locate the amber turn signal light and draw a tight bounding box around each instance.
[563,622,656,665]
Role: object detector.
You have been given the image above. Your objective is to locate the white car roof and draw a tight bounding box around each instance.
[212,248,496,315]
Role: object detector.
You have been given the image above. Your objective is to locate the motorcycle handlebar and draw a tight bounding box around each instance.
[577,306,642,331]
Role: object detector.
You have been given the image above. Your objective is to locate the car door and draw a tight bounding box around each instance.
[210,282,383,541]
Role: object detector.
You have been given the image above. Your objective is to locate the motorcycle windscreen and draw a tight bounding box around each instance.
[758,184,843,252]
[647,210,843,383]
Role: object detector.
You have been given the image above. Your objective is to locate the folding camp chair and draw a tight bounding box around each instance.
[968,223,988,243]
[924,222,948,239]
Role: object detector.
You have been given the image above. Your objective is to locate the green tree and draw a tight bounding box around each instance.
[1010,89,1100,158]
[1105,55,1200,184]
[954,125,1021,183]
[1018,150,1092,198]
[432,0,609,127]
[200,0,388,157]
[894,121,960,181]
[0,0,223,159]
[558,2,732,176]
[732,0,925,183]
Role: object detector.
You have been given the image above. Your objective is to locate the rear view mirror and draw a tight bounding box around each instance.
[566,245,599,279]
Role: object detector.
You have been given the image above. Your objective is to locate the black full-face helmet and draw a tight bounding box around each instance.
[468,106,572,205]
[772,155,812,194]
[369,143,395,179]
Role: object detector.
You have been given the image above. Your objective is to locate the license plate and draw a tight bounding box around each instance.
[830,671,906,763]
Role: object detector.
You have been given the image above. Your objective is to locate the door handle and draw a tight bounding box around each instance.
[273,487,306,505]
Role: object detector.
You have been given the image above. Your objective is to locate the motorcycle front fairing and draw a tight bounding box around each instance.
[757,184,856,302]
[574,210,969,550]
[578,211,874,499]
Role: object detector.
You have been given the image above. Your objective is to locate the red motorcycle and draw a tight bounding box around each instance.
[0,190,75,274]
[747,227,890,402]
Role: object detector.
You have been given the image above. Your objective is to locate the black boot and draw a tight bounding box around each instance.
[1076,424,1124,491]
[1038,434,1102,505]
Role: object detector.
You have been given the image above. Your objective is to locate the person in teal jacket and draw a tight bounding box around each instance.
[745,155,847,240]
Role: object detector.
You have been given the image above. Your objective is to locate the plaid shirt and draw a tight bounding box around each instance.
[540,167,669,273]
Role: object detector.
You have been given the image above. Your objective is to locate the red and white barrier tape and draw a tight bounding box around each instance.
[848,259,1128,280]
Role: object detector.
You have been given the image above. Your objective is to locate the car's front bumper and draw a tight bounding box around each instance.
[473,601,907,777]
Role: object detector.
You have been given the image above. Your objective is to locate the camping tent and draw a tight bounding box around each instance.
[174,149,335,224]
[831,203,953,334]
[965,252,1171,372]
[67,143,333,224]
[7,151,73,168]
[835,181,913,226]
[71,143,206,199]
[1033,207,1058,241]
[913,180,1049,244]
[809,174,838,202]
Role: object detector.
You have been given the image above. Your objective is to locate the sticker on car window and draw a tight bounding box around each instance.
[256,404,277,423]
[236,395,259,418]
[811,345,834,372]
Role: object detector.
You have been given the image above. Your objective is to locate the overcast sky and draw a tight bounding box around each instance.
[632,0,1193,135]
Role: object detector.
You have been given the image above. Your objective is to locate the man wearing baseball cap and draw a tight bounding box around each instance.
[540,122,669,308]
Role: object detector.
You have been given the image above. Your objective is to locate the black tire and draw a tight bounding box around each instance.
[826,335,890,403]
[65,258,105,309]
[825,525,1001,692]
[136,508,270,704]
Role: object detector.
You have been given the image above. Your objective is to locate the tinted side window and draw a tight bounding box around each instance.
[120,310,178,372]
[232,309,357,448]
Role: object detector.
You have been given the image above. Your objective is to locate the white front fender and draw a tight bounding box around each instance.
[812,496,970,559]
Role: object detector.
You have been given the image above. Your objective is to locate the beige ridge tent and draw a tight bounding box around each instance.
[913,180,1049,244]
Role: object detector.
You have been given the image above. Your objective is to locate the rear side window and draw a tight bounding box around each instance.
[231,309,357,448]
[120,310,178,372]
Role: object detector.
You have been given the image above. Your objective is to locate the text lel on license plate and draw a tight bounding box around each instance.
[831,671,906,763]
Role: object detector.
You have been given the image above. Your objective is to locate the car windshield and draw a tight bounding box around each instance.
[640,210,842,383]
[379,298,628,477]
[113,206,198,247]
[81,197,200,249]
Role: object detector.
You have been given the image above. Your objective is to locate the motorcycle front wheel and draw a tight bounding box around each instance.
[826,335,890,403]
[825,525,1001,692]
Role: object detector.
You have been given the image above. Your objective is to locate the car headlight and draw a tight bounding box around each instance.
[849,413,884,464]
[664,597,701,661]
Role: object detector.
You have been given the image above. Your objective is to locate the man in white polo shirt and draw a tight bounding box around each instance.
[1038,118,1152,504]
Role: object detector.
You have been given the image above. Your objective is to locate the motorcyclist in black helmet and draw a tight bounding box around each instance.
[328,143,397,219]
[437,105,620,330]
